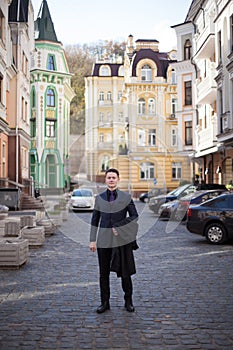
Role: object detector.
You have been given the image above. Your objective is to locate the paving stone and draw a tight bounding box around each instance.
[0,204,233,349]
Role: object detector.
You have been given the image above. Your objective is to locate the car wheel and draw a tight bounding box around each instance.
[205,222,227,244]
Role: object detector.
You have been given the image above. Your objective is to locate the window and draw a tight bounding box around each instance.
[0,74,3,104]
[31,119,36,137]
[218,31,222,63]
[100,66,110,76]
[172,162,182,179]
[32,89,36,108]
[118,112,123,122]
[231,15,233,52]
[138,130,146,146]
[99,133,104,142]
[118,91,122,100]
[99,91,104,101]
[0,10,5,43]
[47,89,55,107]
[101,155,109,171]
[171,98,177,114]
[148,129,156,146]
[184,81,192,106]
[172,69,177,84]
[138,98,146,114]
[46,120,56,137]
[184,39,192,60]
[47,55,55,70]
[107,91,112,101]
[140,162,154,180]
[99,112,104,122]
[148,98,155,114]
[141,65,152,81]
[185,121,192,145]
[171,128,177,146]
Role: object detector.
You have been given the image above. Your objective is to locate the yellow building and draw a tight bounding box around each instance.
[85,36,191,196]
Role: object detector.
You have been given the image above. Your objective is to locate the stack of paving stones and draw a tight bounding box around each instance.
[20,215,45,248]
[0,219,29,269]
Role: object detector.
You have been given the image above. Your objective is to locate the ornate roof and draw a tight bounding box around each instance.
[35,0,59,42]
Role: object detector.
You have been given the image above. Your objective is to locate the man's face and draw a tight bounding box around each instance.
[105,172,119,190]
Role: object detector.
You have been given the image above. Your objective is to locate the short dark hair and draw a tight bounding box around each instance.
[105,168,119,177]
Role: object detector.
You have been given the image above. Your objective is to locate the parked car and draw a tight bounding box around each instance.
[186,193,233,244]
[149,184,196,214]
[139,188,168,203]
[158,200,180,219]
[175,189,228,222]
[69,188,95,211]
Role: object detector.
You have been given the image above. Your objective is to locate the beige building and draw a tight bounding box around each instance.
[85,36,191,195]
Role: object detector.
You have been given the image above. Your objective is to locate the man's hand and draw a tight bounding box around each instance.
[112,227,119,236]
[90,241,97,252]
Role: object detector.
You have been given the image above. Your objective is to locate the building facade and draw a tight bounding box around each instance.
[30,0,75,193]
[85,36,191,195]
[172,0,233,186]
[0,0,34,192]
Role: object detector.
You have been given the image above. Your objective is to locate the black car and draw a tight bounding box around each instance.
[186,193,233,244]
[148,184,196,214]
[175,189,227,222]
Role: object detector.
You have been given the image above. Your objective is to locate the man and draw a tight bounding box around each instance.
[90,168,139,313]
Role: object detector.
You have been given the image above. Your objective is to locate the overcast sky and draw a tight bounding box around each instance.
[32,0,192,51]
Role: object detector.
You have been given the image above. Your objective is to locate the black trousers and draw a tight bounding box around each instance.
[97,248,133,303]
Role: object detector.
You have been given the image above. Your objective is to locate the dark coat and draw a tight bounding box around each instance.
[90,189,139,248]
[90,189,139,277]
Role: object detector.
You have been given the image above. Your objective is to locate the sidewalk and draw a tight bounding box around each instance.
[0,207,233,349]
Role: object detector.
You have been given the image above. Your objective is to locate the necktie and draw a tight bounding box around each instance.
[109,191,115,202]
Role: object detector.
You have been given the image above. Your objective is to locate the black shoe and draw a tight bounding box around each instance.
[96,302,110,314]
[125,302,135,312]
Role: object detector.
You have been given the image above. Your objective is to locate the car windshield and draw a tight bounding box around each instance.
[73,189,93,197]
[168,184,191,197]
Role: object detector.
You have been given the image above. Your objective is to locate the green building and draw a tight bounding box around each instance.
[30,0,75,194]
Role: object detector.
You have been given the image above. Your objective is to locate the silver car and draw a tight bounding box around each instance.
[69,188,95,211]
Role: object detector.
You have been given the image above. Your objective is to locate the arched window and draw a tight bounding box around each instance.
[148,98,156,114]
[99,91,104,101]
[184,39,192,60]
[101,155,110,171]
[141,65,152,81]
[100,66,110,76]
[47,88,55,107]
[138,98,146,114]
[107,91,112,101]
[140,162,154,179]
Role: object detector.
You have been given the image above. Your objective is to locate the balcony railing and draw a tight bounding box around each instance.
[196,63,217,104]
[98,121,113,128]
[195,20,215,58]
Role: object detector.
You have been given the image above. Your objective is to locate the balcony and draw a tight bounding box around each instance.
[98,121,113,128]
[196,122,217,152]
[194,20,215,59]
[196,63,217,104]
[98,100,112,106]
[98,142,114,150]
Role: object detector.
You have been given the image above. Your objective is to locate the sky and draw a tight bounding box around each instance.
[32,0,192,51]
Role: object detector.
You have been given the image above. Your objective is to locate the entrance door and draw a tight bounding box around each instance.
[45,155,57,188]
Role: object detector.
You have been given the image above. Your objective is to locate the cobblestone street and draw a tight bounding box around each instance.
[0,203,233,349]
